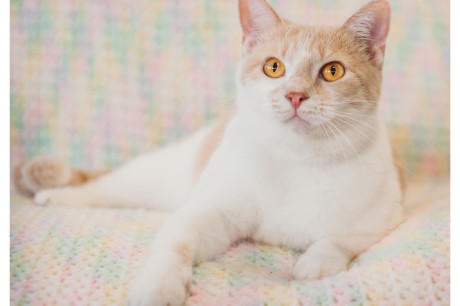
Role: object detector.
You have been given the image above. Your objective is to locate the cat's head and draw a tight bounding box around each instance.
[236,0,390,139]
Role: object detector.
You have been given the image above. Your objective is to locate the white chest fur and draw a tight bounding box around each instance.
[217,116,403,250]
[253,158,384,248]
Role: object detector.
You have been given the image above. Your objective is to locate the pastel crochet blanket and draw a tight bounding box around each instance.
[10,181,449,305]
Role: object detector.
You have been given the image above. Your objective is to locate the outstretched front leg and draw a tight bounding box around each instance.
[126,125,258,305]
[126,199,256,306]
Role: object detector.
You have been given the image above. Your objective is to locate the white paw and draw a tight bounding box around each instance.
[34,187,91,206]
[126,257,190,306]
[126,269,186,306]
[293,248,348,280]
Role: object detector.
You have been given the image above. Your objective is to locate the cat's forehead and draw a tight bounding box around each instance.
[239,21,369,85]
[262,22,359,64]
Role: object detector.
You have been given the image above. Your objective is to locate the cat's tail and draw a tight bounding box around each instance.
[13,157,109,196]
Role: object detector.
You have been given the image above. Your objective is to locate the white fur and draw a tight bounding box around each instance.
[34,1,403,305]
[36,111,403,306]
[35,126,212,210]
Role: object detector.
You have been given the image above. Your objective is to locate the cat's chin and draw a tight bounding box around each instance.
[284,116,313,134]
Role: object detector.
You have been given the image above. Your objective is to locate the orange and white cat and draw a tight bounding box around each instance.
[15,0,405,305]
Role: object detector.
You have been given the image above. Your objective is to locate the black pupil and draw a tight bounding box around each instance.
[331,65,336,76]
[272,62,278,72]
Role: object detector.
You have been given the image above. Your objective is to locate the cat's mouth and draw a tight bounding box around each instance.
[284,115,312,133]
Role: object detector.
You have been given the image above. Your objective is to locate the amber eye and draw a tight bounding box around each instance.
[263,58,285,78]
[320,62,345,82]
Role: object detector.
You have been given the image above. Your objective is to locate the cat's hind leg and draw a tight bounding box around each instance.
[33,167,127,208]
[32,139,202,210]
[31,157,176,209]
[31,157,160,209]
[34,186,95,207]
[25,120,229,210]
[33,169,150,209]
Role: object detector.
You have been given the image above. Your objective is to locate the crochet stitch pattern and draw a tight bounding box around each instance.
[11,183,449,305]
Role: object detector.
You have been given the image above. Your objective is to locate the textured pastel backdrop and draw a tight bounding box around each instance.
[10,1,451,305]
[10,0,450,181]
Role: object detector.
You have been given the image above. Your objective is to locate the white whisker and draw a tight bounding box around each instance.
[330,110,375,118]
[331,112,377,132]
[327,120,367,171]
[333,116,394,162]
[324,121,348,163]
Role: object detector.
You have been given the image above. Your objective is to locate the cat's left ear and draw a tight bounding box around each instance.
[343,0,391,66]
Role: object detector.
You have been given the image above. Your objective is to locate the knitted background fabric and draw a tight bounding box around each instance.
[10,0,450,182]
[10,0,450,305]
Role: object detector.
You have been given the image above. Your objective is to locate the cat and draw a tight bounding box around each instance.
[14,0,406,305]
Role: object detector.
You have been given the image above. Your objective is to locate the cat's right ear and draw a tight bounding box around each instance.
[239,0,281,55]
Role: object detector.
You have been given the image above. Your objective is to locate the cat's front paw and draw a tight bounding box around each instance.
[34,187,91,206]
[293,247,348,280]
[125,269,186,306]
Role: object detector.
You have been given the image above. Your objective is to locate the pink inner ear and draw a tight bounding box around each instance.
[369,1,391,47]
[239,0,280,54]
[344,0,391,61]
[370,45,386,64]
[241,37,257,55]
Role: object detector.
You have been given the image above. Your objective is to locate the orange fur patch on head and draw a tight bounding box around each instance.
[194,117,231,180]
[239,21,383,103]
[235,18,389,158]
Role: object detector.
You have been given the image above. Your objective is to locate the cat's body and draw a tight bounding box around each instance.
[15,0,405,305]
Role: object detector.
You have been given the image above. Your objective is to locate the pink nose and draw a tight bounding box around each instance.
[285,91,308,110]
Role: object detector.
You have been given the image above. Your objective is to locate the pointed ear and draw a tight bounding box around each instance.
[343,0,391,66]
[239,0,281,55]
